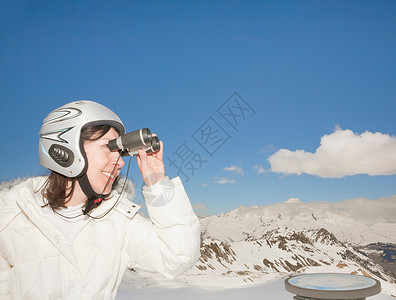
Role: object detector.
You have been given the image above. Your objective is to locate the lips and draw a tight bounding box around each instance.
[102,171,117,179]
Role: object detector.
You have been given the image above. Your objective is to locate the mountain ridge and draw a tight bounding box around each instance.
[184,200,396,296]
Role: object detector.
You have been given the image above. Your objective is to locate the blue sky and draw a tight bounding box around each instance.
[1,1,395,215]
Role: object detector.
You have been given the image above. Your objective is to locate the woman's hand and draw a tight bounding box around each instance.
[136,134,165,187]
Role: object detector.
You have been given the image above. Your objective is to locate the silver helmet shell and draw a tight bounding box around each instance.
[39,100,125,177]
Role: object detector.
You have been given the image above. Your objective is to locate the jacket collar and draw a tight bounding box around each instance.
[87,190,140,220]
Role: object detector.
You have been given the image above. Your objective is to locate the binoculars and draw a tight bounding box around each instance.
[108,128,160,157]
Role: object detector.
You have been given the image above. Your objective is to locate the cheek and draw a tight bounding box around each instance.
[86,150,106,172]
[84,142,113,174]
[90,151,115,173]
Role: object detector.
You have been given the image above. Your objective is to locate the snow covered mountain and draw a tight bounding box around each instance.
[200,198,396,245]
[181,198,396,296]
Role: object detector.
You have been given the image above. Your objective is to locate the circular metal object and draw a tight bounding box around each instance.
[284,273,381,299]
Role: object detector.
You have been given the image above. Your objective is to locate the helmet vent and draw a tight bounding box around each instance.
[49,144,75,168]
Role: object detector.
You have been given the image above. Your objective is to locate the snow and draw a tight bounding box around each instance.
[285,197,302,204]
[117,277,290,300]
[116,270,395,300]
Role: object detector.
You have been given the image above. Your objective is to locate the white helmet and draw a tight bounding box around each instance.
[39,100,125,177]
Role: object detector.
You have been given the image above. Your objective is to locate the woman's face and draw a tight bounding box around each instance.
[84,127,125,195]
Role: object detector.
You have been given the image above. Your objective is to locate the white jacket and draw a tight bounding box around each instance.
[0,176,200,300]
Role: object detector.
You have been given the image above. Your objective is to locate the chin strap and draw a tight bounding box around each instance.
[78,153,122,216]
[78,173,105,215]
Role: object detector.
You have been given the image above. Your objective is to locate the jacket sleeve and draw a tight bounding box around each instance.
[125,176,200,279]
[0,251,11,299]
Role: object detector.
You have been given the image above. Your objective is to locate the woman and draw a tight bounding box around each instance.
[0,100,200,299]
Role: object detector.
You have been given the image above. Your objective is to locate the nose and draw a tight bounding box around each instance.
[112,152,125,169]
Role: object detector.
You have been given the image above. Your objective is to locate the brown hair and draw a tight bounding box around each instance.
[40,125,117,209]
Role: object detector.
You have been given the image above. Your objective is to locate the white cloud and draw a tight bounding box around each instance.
[268,129,396,178]
[193,203,210,211]
[214,177,237,185]
[253,165,266,174]
[202,183,208,187]
[329,195,396,224]
[224,165,244,176]
[257,144,277,153]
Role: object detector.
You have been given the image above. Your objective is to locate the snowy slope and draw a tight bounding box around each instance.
[118,198,396,298]
[117,274,395,300]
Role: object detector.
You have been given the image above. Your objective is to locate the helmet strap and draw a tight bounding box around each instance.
[78,173,105,215]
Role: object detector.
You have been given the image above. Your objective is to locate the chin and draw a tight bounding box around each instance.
[103,187,113,195]
[92,184,111,195]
